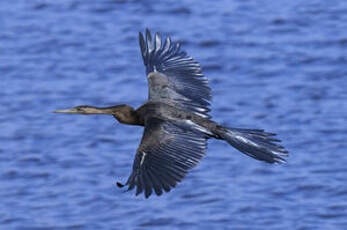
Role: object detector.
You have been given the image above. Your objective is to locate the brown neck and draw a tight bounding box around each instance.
[109,105,143,126]
[54,104,143,126]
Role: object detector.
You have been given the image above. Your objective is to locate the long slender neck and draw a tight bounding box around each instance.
[54,104,143,126]
[108,105,143,126]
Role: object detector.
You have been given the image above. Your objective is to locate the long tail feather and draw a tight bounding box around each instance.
[218,127,288,163]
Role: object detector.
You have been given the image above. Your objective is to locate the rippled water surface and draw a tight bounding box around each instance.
[2,0,347,229]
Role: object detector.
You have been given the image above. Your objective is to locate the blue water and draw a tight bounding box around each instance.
[2,0,347,229]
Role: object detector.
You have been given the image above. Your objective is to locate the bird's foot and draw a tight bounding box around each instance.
[116,181,125,188]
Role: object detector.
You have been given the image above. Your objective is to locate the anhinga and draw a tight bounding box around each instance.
[53,29,288,198]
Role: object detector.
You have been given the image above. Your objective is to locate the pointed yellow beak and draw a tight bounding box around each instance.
[52,108,79,114]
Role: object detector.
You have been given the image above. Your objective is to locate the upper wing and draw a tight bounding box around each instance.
[125,117,207,198]
[139,29,212,118]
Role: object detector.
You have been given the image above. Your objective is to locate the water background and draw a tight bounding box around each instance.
[2,0,347,229]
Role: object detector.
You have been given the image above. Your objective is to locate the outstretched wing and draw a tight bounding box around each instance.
[139,29,211,118]
[125,117,207,198]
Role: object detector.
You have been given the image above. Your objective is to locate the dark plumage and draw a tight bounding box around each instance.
[54,29,289,198]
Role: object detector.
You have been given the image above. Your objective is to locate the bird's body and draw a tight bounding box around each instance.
[136,101,217,133]
[54,29,288,198]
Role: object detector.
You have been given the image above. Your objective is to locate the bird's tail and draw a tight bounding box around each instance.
[216,127,288,163]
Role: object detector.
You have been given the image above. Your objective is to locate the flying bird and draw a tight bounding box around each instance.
[54,29,288,198]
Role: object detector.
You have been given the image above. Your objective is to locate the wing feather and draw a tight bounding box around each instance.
[125,117,207,198]
[139,29,212,118]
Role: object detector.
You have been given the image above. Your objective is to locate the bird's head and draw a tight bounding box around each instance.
[53,105,106,115]
[53,104,139,125]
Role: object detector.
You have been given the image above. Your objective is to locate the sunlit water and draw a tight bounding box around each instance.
[2,0,347,229]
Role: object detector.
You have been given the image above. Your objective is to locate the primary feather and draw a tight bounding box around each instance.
[139,29,211,118]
